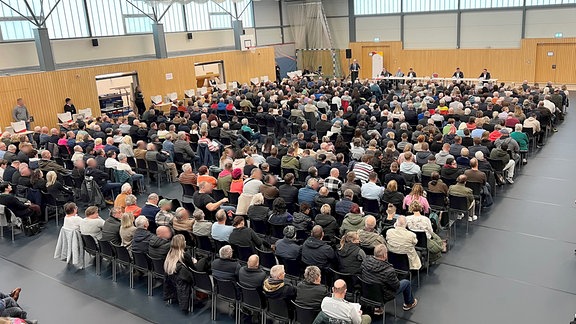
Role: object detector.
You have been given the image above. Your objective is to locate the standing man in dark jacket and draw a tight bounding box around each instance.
[361,244,417,312]
[301,225,335,269]
[100,206,122,245]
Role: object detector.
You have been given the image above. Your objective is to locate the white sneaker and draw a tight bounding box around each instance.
[468,216,473,222]
[458,213,464,220]
[506,178,514,184]
[472,215,478,221]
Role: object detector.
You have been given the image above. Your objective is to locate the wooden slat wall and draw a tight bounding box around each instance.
[348,38,576,84]
[0,47,275,129]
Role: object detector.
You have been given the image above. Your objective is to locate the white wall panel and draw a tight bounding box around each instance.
[404,13,457,49]
[525,8,576,38]
[356,16,401,42]
[327,17,349,49]
[256,28,283,46]
[460,10,522,48]
[323,0,349,16]
[253,0,281,28]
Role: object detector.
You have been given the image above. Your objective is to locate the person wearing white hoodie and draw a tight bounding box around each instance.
[400,152,421,176]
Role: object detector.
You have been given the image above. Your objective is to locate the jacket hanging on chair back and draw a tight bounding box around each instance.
[80,176,106,209]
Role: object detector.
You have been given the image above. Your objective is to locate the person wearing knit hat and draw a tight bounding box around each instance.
[155,199,174,226]
[275,225,301,260]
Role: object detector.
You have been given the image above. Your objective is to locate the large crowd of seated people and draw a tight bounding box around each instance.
[1,75,568,323]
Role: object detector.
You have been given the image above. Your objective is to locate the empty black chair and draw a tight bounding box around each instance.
[81,234,101,275]
[363,199,380,215]
[256,246,277,270]
[135,158,148,176]
[98,240,117,280]
[126,156,137,170]
[465,181,484,216]
[213,239,229,254]
[181,183,196,204]
[266,297,292,323]
[233,244,253,262]
[277,256,303,278]
[427,191,447,212]
[327,268,357,301]
[448,194,472,235]
[360,245,375,256]
[132,252,152,294]
[420,174,431,188]
[146,160,166,188]
[282,168,296,178]
[228,192,240,206]
[191,269,215,318]
[387,251,418,287]
[148,255,167,296]
[250,219,269,237]
[111,244,133,284]
[238,283,265,323]
[212,188,226,201]
[213,278,239,322]
[195,235,214,259]
[173,152,185,171]
[292,300,320,324]
[356,275,397,323]
[411,230,430,275]
[270,224,285,239]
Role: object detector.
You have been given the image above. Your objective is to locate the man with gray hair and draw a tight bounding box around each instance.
[174,131,198,163]
[211,245,240,280]
[191,209,212,237]
[238,254,267,288]
[211,209,233,242]
[361,244,417,312]
[263,265,296,302]
[116,153,145,191]
[385,216,421,270]
[296,266,327,309]
[132,216,153,254]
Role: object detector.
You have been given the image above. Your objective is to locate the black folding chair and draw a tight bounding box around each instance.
[356,275,397,323]
[277,256,303,279]
[387,251,418,287]
[292,301,320,324]
[81,234,101,275]
[97,240,117,278]
[148,255,167,296]
[213,278,239,322]
[191,269,216,319]
[465,181,483,217]
[363,198,380,215]
[256,246,278,270]
[411,230,430,275]
[228,192,240,206]
[265,298,292,323]
[238,283,265,323]
[195,235,214,259]
[448,194,472,238]
[111,244,133,284]
[249,219,269,237]
[132,252,152,293]
[232,244,253,262]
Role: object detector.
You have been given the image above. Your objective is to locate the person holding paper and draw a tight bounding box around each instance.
[64,98,76,115]
[12,98,31,132]
[319,279,371,324]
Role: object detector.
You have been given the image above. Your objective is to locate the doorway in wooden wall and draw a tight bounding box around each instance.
[359,46,391,80]
[535,43,576,84]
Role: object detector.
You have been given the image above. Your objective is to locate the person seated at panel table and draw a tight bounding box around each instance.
[452,67,464,79]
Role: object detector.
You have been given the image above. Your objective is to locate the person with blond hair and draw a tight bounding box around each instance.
[119,212,136,251]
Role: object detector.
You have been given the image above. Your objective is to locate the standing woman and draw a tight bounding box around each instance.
[134,86,146,117]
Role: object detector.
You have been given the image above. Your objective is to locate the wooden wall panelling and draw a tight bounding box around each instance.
[535,43,576,84]
[0,47,275,129]
[348,38,576,85]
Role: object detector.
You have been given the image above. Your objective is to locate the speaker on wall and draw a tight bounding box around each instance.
[187,32,193,40]
[91,39,99,47]
[345,48,352,59]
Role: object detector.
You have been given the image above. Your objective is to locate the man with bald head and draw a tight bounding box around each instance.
[319,279,371,324]
[148,225,173,259]
[362,244,417,313]
[301,225,335,269]
[324,168,342,195]
[238,254,267,288]
[358,215,385,248]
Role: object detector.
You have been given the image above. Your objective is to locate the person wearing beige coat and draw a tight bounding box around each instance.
[385,216,422,270]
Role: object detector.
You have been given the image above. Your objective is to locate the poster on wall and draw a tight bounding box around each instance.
[370,51,384,79]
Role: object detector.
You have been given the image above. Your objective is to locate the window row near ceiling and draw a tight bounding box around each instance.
[0,0,253,41]
[354,0,576,15]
